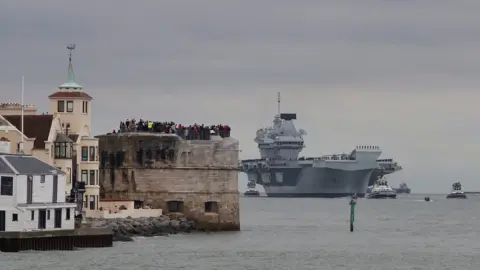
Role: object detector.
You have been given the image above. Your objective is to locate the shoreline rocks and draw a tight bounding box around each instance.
[86,215,196,242]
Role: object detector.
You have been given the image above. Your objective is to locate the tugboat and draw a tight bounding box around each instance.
[446,182,467,199]
[367,176,397,199]
[243,179,260,197]
[393,182,411,194]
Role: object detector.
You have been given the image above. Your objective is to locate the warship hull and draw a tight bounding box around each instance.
[248,167,374,198]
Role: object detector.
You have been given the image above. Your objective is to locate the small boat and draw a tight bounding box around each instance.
[424,197,430,202]
[244,180,260,197]
[367,176,397,199]
[446,182,467,199]
[393,182,411,194]
[244,190,260,196]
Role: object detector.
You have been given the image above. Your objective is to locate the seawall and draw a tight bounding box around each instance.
[95,133,240,231]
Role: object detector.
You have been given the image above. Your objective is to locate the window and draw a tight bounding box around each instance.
[84,195,88,208]
[57,100,65,112]
[0,176,13,196]
[89,195,95,210]
[12,213,18,221]
[89,146,95,161]
[31,210,35,221]
[40,175,45,183]
[55,142,73,159]
[204,201,219,213]
[47,210,50,220]
[66,101,74,112]
[166,200,184,213]
[81,146,88,161]
[96,170,99,185]
[82,101,88,114]
[66,167,71,183]
[89,170,95,185]
[81,170,88,183]
[66,208,71,220]
[116,151,125,167]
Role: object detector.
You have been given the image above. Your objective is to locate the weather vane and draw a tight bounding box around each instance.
[67,44,76,63]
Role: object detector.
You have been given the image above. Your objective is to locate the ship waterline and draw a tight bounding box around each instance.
[248,167,374,198]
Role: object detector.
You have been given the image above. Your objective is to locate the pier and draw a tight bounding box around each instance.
[0,227,112,252]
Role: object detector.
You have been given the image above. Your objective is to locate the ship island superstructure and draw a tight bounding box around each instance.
[239,93,383,198]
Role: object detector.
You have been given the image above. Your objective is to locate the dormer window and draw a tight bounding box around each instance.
[55,142,73,159]
[66,101,74,112]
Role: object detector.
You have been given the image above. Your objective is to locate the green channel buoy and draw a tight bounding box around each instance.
[349,196,356,232]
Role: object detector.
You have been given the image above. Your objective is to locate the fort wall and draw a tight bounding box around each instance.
[96,133,240,231]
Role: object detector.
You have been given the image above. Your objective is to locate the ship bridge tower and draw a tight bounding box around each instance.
[254,93,306,160]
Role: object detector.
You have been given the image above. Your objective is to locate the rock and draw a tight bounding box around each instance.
[87,215,196,242]
[91,220,108,228]
[113,231,134,242]
[170,220,180,230]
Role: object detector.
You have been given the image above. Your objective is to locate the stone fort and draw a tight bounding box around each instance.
[96,132,240,231]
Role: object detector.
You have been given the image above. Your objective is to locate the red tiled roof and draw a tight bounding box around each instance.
[3,115,53,149]
[48,91,93,100]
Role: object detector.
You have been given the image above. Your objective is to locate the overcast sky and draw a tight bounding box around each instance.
[1,0,480,193]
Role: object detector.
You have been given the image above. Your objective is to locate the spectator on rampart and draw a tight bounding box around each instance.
[114,119,231,140]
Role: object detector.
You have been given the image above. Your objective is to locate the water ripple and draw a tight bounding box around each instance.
[2,194,480,269]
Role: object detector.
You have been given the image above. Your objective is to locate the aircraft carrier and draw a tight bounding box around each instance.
[239,93,384,198]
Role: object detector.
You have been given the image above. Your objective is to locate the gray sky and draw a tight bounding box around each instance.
[1,0,480,193]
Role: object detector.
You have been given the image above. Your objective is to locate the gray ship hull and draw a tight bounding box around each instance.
[248,167,374,198]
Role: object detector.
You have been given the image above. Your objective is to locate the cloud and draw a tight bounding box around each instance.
[1,0,480,193]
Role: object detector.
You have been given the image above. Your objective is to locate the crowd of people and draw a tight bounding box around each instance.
[111,119,231,140]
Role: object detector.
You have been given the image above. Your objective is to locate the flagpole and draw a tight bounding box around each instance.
[20,75,24,153]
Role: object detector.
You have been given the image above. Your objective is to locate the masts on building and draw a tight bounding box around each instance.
[18,76,25,154]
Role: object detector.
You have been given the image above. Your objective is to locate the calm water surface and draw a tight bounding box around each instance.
[2,194,480,270]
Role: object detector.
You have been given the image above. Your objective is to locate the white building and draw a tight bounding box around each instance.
[47,46,100,214]
[0,152,77,232]
[0,46,101,215]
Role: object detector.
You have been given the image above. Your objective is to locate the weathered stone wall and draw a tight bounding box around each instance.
[96,133,240,231]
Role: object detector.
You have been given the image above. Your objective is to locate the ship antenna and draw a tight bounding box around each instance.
[277,92,281,115]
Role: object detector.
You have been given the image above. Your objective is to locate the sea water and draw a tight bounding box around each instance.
[2,194,480,270]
